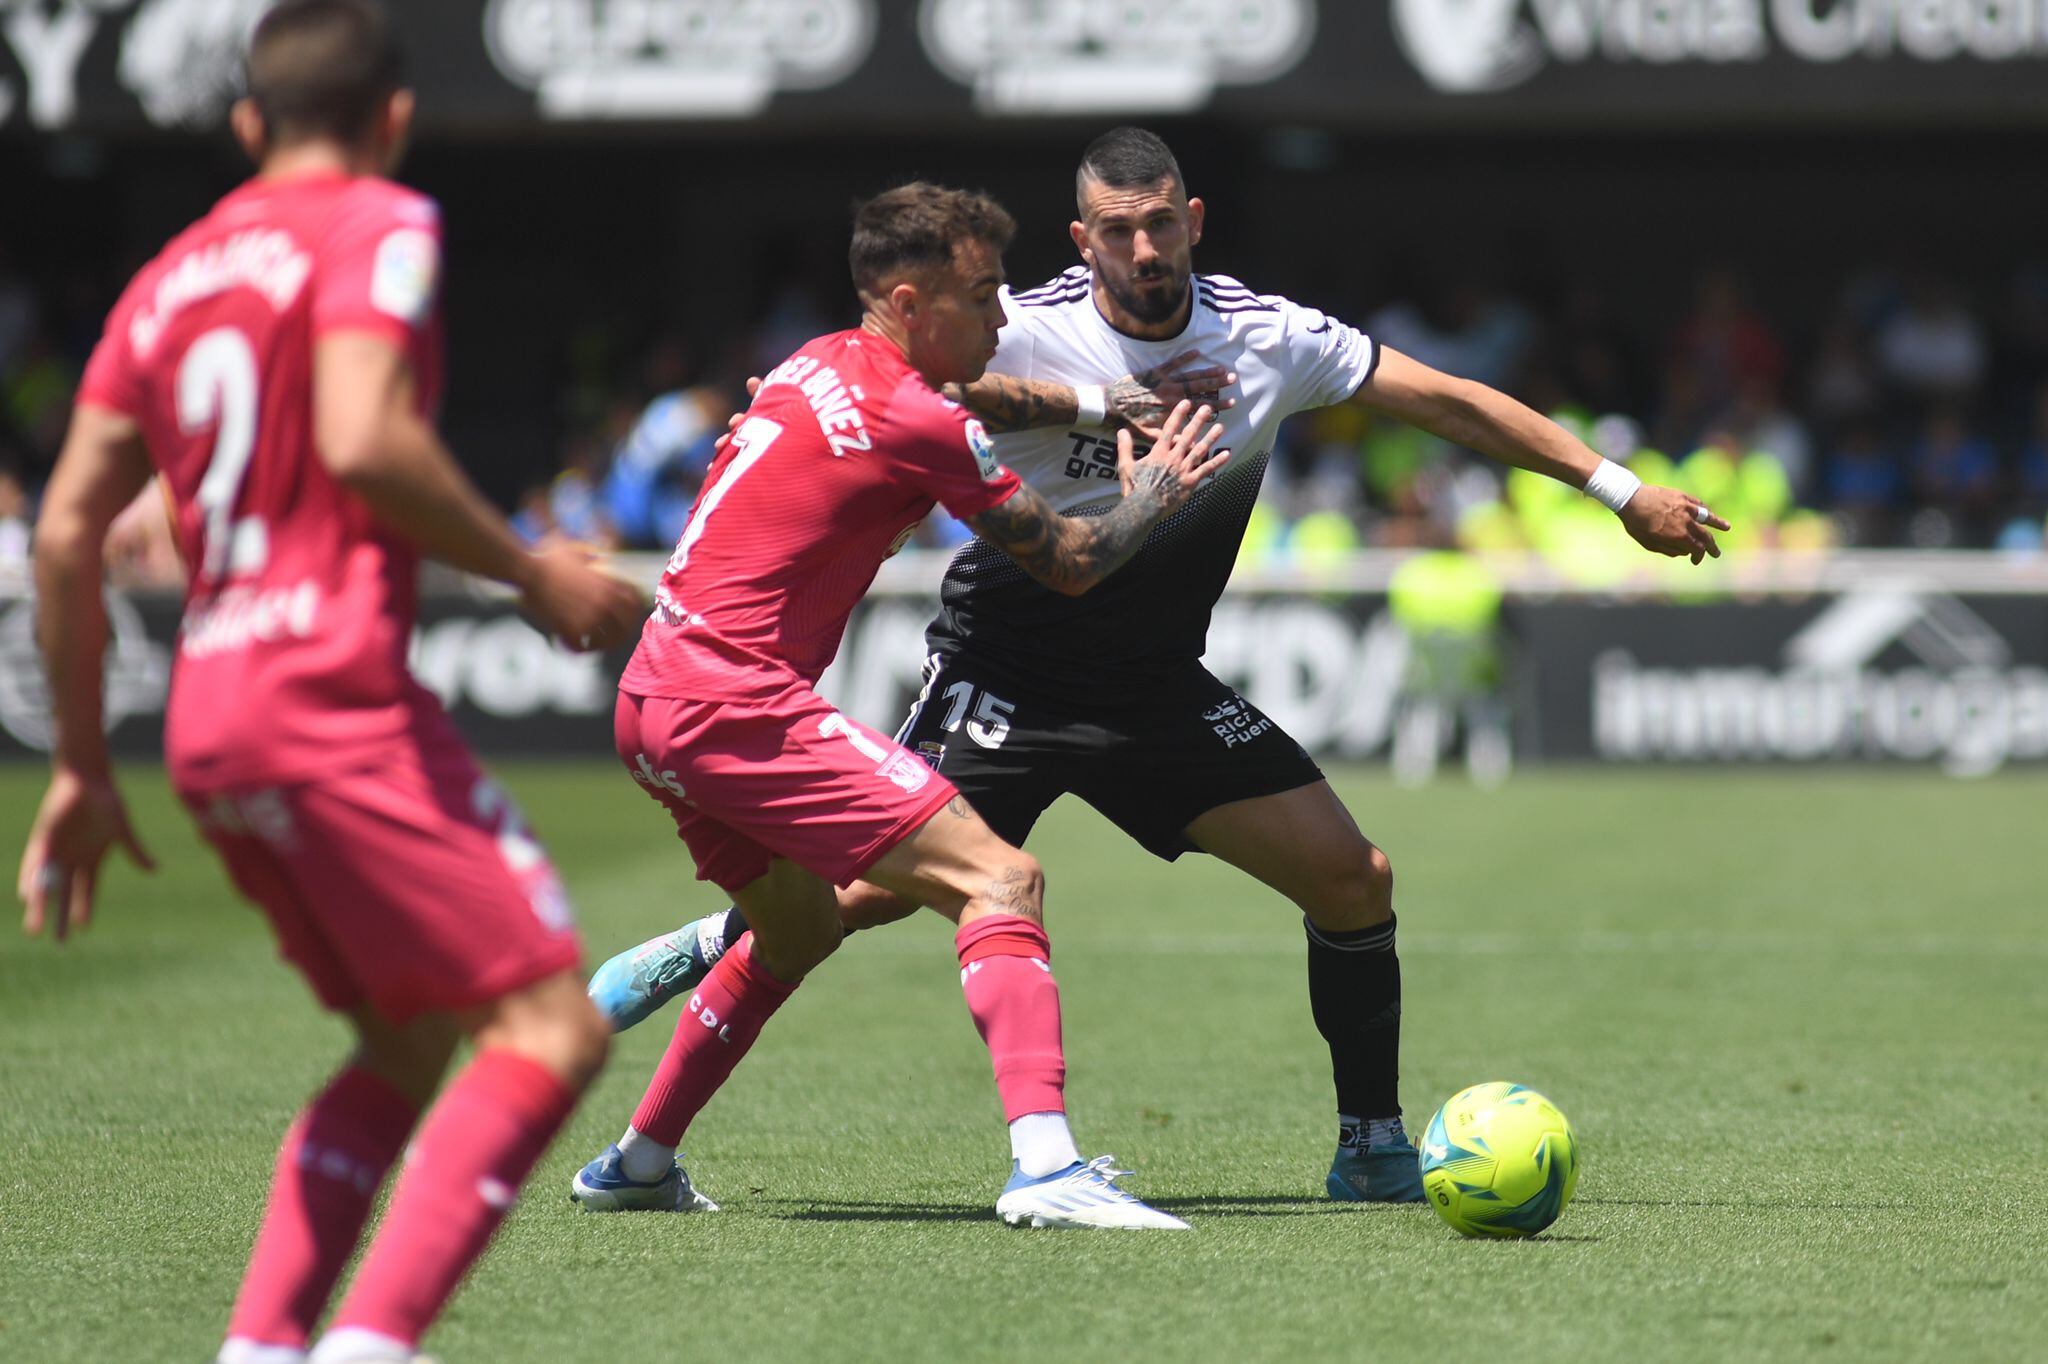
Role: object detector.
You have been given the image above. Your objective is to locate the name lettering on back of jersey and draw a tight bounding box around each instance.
[760,353,873,458]
[131,228,313,355]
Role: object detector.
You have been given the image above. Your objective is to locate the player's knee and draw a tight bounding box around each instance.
[750,913,842,983]
[348,1008,459,1107]
[469,974,611,1090]
[547,997,611,1092]
[1304,842,1394,931]
[970,848,1045,924]
[519,992,611,1091]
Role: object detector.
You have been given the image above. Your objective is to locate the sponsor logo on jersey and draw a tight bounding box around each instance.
[485,0,878,120]
[370,227,440,326]
[1062,431,1121,482]
[180,579,323,660]
[919,0,1314,114]
[1392,0,2048,95]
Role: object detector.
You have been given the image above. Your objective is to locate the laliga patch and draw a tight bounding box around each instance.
[965,418,1005,483]
[370,227,439,325]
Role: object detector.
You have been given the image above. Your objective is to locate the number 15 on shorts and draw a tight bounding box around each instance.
[938,681,1013,750]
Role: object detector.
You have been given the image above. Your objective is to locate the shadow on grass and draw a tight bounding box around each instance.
[1579,1196,1906,1212]
[767,1199,989,1224]
[1152,1195,1358,1219]
[764,1193,1356,1224]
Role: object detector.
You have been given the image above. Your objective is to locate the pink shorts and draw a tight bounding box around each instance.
[179,739,581,1025]
[615,682,957,894]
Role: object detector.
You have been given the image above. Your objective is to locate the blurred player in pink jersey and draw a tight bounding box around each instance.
[570,182,1227,1230]
[13,5,643,1361]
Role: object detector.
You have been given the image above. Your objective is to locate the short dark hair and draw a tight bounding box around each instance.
[1075,127,1185,214]
[246,0,404,145]
[848,182,1016,297]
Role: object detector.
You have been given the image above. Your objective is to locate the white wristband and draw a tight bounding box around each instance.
[1582,457,1643,513]
[1074,384,1108,428]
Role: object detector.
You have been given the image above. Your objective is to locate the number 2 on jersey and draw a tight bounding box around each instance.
[177,326,267,581]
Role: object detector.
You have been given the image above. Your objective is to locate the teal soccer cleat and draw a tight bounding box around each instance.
[1327,1135,1428,1204]
[587,920,714,1033]
[570,1144,719,1213]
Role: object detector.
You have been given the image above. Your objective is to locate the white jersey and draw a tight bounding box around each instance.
[927,266,1379,690]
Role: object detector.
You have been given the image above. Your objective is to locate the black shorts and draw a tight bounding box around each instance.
[893,651,1325,861]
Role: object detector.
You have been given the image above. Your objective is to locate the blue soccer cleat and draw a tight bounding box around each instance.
[587,920,714,1033]
[1327,1132,1428,1204]
[570,1143,719,1213]
[995,1156,1190,1230]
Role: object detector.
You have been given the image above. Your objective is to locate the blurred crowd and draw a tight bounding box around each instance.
[6,237,2048,590]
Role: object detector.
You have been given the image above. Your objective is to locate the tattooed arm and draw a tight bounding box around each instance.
[942,374,1079,434]
[966,402,1229,596]
[945,348,1238,436]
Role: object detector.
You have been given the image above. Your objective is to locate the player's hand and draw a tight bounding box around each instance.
[520,540,645,652]
[1107,349,1238,443]
[1618,484,1731,564]
[1121,400,1230,516]
[709,376,766,462]
[17,767,156,944]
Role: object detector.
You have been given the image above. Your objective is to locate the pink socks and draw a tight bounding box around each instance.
[323,1049,576,1346]
[628,934,796,1147]
[225,1067,419,1349]
[956,915,1067,1123]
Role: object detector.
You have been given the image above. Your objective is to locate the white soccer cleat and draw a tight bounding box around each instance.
[994,1155,1191,1230]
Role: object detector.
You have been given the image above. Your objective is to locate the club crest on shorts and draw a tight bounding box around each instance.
[915,740,947,770]
[880,749,934,793]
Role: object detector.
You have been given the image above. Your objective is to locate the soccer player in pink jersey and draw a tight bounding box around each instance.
[14,5,643,1362]
[570,181,1227,1230]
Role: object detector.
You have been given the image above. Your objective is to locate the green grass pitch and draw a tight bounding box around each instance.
[4,762,2045,1362]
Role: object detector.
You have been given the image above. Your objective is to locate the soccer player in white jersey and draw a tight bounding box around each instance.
[594,127,1726,1204]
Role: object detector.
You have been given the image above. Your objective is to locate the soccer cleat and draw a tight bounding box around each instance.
[570,1144,719,1213]
[1327,1137,1428,1204]
[995,1155,1190,1230]
[587,921,711,1033]
[303,1328,440,1364]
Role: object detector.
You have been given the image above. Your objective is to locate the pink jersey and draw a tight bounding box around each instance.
[622,329,1022,702]
[77,171,447,791]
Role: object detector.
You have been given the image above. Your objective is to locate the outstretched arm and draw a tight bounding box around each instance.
[1354,346,1729,562]
[967,401,1228,596]
[18,404,160,941]
[945,349,1237,436]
